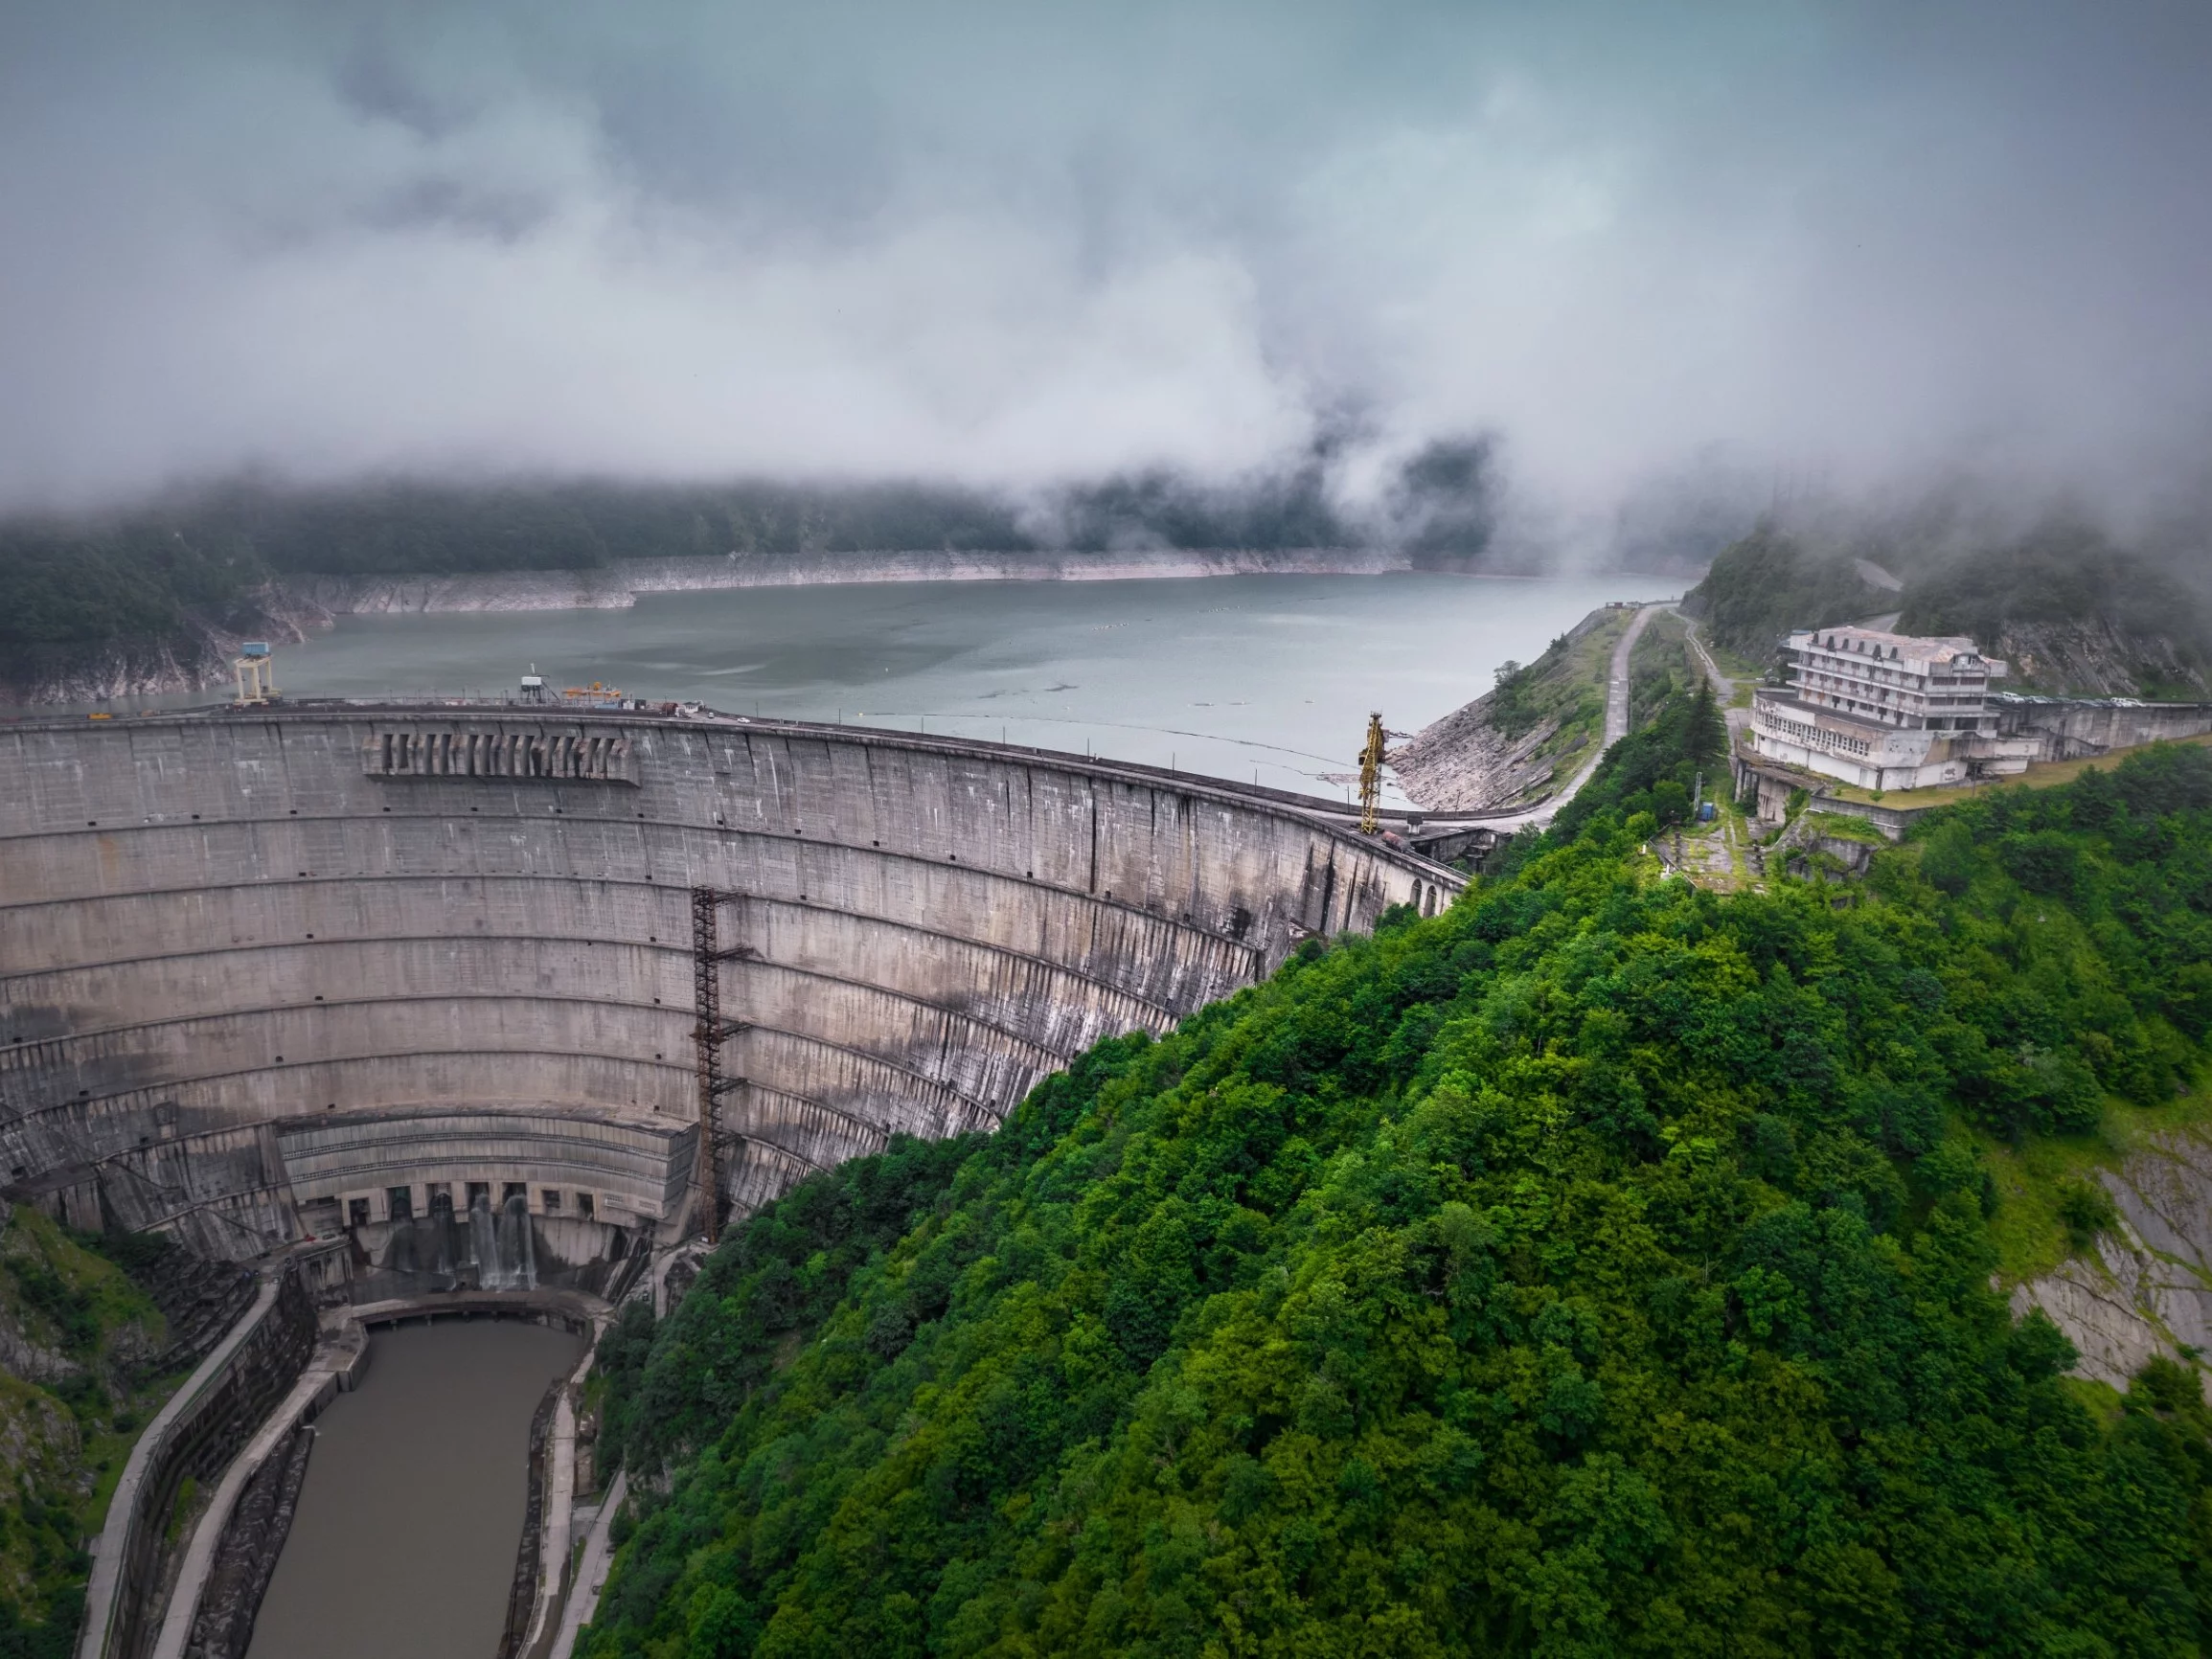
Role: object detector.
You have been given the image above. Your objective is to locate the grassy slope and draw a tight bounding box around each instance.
[1625,608,1688,713]
[1814,734,2212,815]
[1475,609,1634,796]
[0,1210,176,1654]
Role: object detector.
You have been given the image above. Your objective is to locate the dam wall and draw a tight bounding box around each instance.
[0,703,1456,1262]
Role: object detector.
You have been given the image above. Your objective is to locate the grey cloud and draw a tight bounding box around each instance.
[0,0,2207,549]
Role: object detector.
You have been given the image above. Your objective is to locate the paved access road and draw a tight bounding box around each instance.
[1674,606,1752,749]
[1450,601,1664,833]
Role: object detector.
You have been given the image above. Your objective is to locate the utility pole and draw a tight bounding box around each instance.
[1357,712,1390,834]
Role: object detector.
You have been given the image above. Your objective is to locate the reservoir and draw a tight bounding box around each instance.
[272,573,1666,800]
[244,1320,582,1659]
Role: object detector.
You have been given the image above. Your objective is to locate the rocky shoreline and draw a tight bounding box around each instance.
[2,582,339,708]
[294,545,1420,616]
[1390,607,1614,810]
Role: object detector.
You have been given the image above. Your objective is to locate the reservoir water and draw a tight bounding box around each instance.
[244,1320,581,1659]
[271,573,1668,801]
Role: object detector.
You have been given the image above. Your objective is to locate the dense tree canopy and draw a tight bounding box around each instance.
[581,744,2212,1658]
[1679,528,1887,664]
[1898,524,2208,684]
[0,455,1514,670]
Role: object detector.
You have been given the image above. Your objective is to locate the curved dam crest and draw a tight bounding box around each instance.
[0,702,1457,1275]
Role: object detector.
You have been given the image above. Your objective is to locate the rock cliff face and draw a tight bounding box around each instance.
[1389,696,1565,810]
[0,586,334,710]
[1390,608,1613,810]
[2013,1132,2212,1397]
[1995,618,2211,698]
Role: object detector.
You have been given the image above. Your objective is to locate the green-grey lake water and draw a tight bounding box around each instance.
[262,573,1667,802]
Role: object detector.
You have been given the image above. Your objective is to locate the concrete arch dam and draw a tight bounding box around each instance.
[0,704,1458,1277]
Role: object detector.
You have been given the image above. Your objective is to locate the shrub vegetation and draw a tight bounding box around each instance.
[578,741,2212,1658]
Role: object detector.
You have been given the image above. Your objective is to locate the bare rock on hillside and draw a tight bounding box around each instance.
[1391,698,1562,811]
[2012,1130,2212,1398]
[1995,619,2210,698]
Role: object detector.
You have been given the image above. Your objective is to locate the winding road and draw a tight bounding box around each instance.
[1675,605,1752,747]
[1398,601,1666,836]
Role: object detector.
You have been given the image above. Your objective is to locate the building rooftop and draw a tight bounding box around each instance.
[1788,625,2005,676]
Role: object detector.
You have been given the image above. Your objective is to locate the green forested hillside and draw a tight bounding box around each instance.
[0,1215,185,1659]
[0,449,1512,675]
[1685,518,2212,693]
[1678,526,1888,662]
[0,519,269,696]
[581,742,2212,1658]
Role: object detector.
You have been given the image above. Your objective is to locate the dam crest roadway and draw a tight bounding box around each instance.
[0,695,1481,1279]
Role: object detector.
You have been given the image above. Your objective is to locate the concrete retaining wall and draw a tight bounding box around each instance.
[78,1257,318,1659]
[1993,695,2212,760]
[2,705,1456,1249]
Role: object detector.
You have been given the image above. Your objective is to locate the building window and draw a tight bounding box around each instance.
[578,1193,596,1219]
[386,1186,414,1221]
[349,1197,370,1229]
[543,1189,562,1213]
[503,1181,528,1205]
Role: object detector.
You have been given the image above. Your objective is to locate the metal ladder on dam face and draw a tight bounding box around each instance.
[689,887,757,1246]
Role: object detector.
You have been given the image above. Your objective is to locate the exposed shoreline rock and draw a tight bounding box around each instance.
[1391,608,1613,810]
[295,545,1423,616]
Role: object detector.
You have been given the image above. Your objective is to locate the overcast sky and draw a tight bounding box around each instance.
[3,1,2209,541]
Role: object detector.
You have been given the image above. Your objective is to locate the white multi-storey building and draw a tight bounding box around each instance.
[1749,625,2040,790]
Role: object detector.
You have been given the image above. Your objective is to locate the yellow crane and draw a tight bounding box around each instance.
[1357,711,1389,834]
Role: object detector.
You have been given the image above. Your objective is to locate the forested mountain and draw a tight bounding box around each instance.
[1676,526,1893,664]
[0,446,1516,698]
[577,739,2212,1658]
[1898,523,2211,698]
[1684,517,2212,695]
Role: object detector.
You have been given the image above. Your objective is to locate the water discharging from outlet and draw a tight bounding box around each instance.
[244,1319,580,1659]
[468,1192,537,1290]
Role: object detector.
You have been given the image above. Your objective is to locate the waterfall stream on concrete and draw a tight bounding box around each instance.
[467,1193,538,1291]
[243,1319,580,1659]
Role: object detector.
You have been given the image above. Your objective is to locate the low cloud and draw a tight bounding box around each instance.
[2,1,2207,553]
